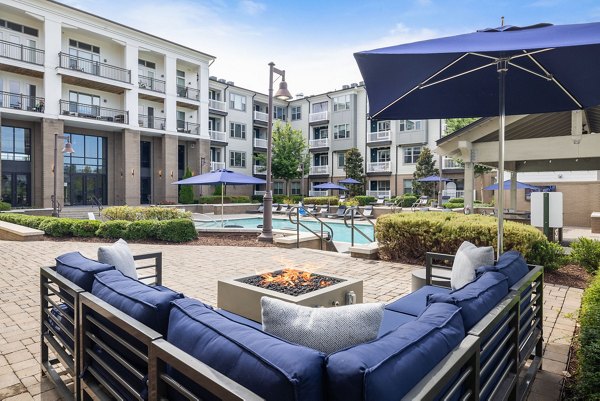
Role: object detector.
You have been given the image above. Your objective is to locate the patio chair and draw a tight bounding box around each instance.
[411,196,429,211]
[317,205,329,216]
[370,195,386,205]
[304,204,316,214]
[339,194,347,202]
[326,205,347,219]
[360,205,374,219]
[272,203,281,213]
[276,204,291,214]
[246,204,264,214]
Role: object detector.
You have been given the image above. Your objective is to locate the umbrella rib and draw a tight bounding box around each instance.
[508,60,552,81]
[419,61,496,89]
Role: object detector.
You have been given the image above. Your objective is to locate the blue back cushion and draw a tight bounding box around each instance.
[326,303,465,401]
[56,251,114,292]
[167,298,326,401]
[385,285,452,317]
[428,272,509,331]
[476,251,529,287]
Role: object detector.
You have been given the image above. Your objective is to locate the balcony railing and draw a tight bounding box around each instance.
[177,85,200,101]
[254,111,268,122]
[210,161,225,171]
[254,190,266,196]
[177,121,200,135]
[309,138,329,148]
[138,114,165,130]
[138,75,165,93]
[442,189,465,198]
[367,130,391,143]
[209,99,227,111]
[367,190,391,198]
[253,138,267,148]
[309,111,328,123]
[309,190,328,197]
[0,91,45,112]
[367,161,392,173]
[59,52,131,83]
[443,157,463,169]
[209,130,227,142]
[309,165,329,175]
[0,39,44,65]
[60,100,128,124]
[253,165,266,174]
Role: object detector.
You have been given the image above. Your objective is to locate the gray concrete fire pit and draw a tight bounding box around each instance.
[217,269,363,322]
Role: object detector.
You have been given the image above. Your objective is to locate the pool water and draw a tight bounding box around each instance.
[195,217,375,244]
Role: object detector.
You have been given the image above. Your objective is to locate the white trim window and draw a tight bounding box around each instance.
[333,94,351,111]
[370,180,390,192]
[403,146,422,164]
[291,106,302,121]
[273,182,284,195]
[333,124,350,140]
[399,120,422,131]
[273,106,286,120]
[337,152,346,168]
[403,179,414,195]
[291,182,301,195]
[229,151,246,168]
[229,122,246,139]
[229,93,246,111]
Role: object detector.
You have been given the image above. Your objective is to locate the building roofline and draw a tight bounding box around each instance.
[436,117,490,145]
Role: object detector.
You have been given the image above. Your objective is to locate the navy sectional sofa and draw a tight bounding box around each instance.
[40,249,543,401]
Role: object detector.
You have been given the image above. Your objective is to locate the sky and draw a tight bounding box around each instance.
[59,0,600,97]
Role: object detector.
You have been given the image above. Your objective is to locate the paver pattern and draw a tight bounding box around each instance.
[0,240,581,400]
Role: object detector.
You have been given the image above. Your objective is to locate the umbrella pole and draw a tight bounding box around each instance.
[497,60,507,258]
[222,183,225,228]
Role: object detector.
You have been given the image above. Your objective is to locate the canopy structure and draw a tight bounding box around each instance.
[312,182,349,191]
[416,175,452,182]
[483,180,540,191]
[339,178,362,185]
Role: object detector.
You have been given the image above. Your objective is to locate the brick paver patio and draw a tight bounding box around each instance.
[0,240,582,400]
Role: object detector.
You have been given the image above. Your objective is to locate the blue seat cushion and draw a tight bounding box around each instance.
[385,285,451,317]
[476,250,529,287]
[326,303,465,401]
[378,310,417,337]
[428,272,509,331]
[47,304,75,351]
[167,298,326,401]
[56,252,114,292]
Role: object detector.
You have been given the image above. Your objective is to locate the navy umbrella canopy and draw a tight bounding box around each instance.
[417,175,452,182]
[339,177,362,185]
[483,180,539,191]
[312,182,349,191]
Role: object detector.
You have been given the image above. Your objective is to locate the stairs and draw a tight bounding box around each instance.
[58,206,102,220]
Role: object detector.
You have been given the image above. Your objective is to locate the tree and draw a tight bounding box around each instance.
[412,147,439,197]
[444,118,479,135]
[178,167,194,204]
[257,122,310,196]
[344,148,365,196]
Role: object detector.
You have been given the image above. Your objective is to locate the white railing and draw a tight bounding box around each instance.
[367,190,391,198]
[253,138,267,148]
[442,189,465,198]
[209,99,226,111]
[367,130,391,143]
[210,161,225,171]
[253,165,266,174]
[442,157,462,169]
[209,130,227,142]
[367,161,392,173]
[254,190,266,196]
[309,190,328,197]
[309,165,329,175]
[309,138,329,148]
[309,111,328,123]
[254,111,268,122]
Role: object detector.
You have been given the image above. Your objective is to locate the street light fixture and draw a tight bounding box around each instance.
[258,62,292,242]
[53,133,75,217]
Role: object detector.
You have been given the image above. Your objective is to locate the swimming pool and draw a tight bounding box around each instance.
[195,217,375,244]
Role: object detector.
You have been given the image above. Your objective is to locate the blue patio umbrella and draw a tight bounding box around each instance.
[339,177,362,185]
[483,180,540,191]
[355,21,600,255]
[416,175,452,182]
[312,182,349,191]
[173,169,266,226]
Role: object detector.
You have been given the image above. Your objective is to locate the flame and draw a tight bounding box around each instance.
[260,268,315,287]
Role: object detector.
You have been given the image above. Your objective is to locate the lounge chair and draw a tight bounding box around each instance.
[370,196,386,206]
[317,205,329,216]
[276,204,291,214]
[360,205,374,219]
[272,203,280,213]
[246,204,264,214]
[304,204,316,214]
[411,196,429,211]
[326,205,346,219]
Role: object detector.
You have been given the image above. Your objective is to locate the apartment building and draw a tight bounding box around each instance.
[0,0,213,208]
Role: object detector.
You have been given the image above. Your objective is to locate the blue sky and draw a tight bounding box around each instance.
[61,0,600,96]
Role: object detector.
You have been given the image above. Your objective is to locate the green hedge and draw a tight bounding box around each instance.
[353,196,376,206]
[573,271,600,400]
[394,195,418,207]
[570,237,600,274]
[0,201,11,211]
[376,212,555,265]
[302,196,339,206]
[196,195,251,204]
[443,202,465,209]
[448,197,464,203]
[102,206,191,221]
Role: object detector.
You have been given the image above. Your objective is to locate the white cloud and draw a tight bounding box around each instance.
[239,0,266,16]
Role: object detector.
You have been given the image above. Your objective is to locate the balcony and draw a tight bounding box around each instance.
[309,165,329,175]
[138,75,165,93]
[210,161,225,171]
[0,39,44,65]
[138,114,165,130]
[209,130,227,142]
[177,121,200,135]
[0,91,45,112]
[60,100,128,124]
[442,189,465,198]
[209,99,227,112]
[253,138,267,148]
[367,190,391,198]
[309,138,329,149]
[367,161,392,173]
[177,85,200,101]
[367,130,391,143]
[309,190,328,197]
[397,130,428,145]
[442,157,463,169]
[254,111,268,122]
[59,52,131,83]
[309,111,328,123]
[253,165,266,174]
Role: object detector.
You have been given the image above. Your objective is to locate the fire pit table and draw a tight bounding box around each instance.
[218,269,363,322]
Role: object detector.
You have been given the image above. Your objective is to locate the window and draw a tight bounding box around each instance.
[370,180,390,191]
[291,106,301,121]
[312,101,327,113]
[376,148,390,162]
[313,126,328,139]
[229,93,247,111]
[333,95,351,111]
[138,59,156,69]
[1,126,31,161]
[273,182,284,195]
[399,120,422,131]
[291,182,301,195]
[0,19,39,37]
[371,120,390,132]
[273,106,286,120]
[333,124,350,140]
[403,146,422,164]
[337,152,346,168]
[314,154,328,166]
[69,40,100,74]
[209,89,221,101]
[229,122,246,139]
[69,91,100,116]
[403,179,414,195]
[229,151,246,168]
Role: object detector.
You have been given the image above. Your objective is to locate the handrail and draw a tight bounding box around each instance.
[51,195,62,217]
[343,207,375,246]
[59,52,131,83]
[90,195,103,214]
[288,206,334,250]
[0,39,44,65]
[193,213,221,226]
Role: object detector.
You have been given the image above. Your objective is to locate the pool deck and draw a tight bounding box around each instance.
[0,239,581,400]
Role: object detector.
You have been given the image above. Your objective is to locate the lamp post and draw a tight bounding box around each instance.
[298,162,305,204]
[258,62,292,242]
[52,133,74,217]
[200,157,206,195]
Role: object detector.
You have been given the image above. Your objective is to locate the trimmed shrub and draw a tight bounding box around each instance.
[39,218,75,237]
[527,240,568,271]
[302,196,339,206]
[95,220,131,239]
[394,195,418,208]
[570,237,600,274]
[443,202,465,209]
[197,195,251,204]
[448,197,464,203]
[0,201,11,211]
[102,206,191,221]
[178,167,195,204]
[354,196,376,206]
[71,220,102,237]
[156,219,198,242]
[340,198,360,207]
[126,220,160,240]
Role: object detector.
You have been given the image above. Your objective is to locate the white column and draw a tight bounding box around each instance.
[43,18,62,116]
[164,56,178,132]
[124,43,139,128]
[198,63,210,138]
[464,162,474,213]
[510,171,518,211]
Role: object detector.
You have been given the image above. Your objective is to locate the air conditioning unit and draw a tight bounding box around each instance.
[209,76,217,80]
[350,83,357,88]
[359,81,365,86]
[342,85,350,89]
[218,79,226,83]
[226,81,234,85]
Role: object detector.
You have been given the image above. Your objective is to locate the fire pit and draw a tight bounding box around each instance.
[218,269,363,322]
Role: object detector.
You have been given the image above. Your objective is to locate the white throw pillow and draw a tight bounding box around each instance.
[261,297,384,354]
[97,238,138,279]
[450,241,494,290]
